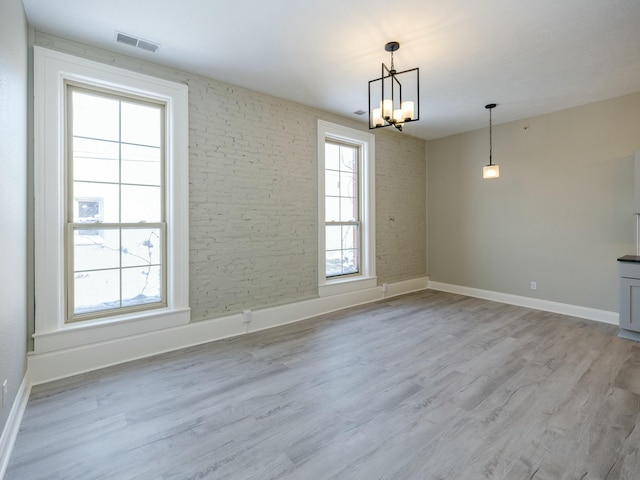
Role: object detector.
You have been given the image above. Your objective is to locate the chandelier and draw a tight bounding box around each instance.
[368,42,420,132]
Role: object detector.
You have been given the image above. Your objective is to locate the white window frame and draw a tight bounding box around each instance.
[33,47,190,353]
[317,120,376,297]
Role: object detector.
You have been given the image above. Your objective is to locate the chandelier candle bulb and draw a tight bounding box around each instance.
[372,108,383,127]
[393,108,404,124]
[381,99,393,120]
[402,101,414,121]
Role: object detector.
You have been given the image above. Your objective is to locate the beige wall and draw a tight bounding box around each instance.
[0,0,28,431]
[428,92,640,312]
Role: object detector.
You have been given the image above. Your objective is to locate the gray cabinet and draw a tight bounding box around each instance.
[619,258,640,341]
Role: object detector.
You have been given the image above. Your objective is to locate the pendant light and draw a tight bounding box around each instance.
[483,103,499,179]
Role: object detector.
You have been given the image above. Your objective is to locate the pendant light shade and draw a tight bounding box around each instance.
[483,164,500,179]
[483,103,499,179]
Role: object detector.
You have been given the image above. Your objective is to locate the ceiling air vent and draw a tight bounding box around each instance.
[116,32,159,53]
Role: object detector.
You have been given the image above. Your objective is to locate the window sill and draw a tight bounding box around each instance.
[32,306,191,354]
[318,276,377,297]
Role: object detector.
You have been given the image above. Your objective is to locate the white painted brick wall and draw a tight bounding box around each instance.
[34,32,427,322]
[375,133,427,282]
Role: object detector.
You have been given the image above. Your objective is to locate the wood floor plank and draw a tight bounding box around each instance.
[6,290,640,480]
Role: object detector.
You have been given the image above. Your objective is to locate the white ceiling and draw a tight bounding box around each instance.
[22,0,640,140]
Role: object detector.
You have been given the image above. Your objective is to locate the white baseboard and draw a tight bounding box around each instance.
[0,372,31,480]
[428,281,619,325]
[28,277,429,385]
[28,277,618,386]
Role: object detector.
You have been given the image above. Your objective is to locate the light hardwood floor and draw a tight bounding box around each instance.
[6,290,640,479]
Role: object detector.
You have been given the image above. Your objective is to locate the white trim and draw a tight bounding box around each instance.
[318,276,377,297]
[0,373,31,480]
[33,46,190,353]
[31,307,191,354]
[384,277,430,298]
[428,281,618,325]
[28,277,429,385]
[317,120,376,294]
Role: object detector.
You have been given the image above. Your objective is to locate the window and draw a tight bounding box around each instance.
[34,47,189,352]
[324,141,360,278]
[67,86,166,320]
[317,121,376,296]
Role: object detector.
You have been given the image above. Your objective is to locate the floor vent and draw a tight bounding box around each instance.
[116,32,160,53]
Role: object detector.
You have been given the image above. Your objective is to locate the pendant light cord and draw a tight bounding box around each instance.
[485,103,497,166]
[489,106,493,166]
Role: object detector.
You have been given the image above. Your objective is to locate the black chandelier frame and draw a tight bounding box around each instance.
[368,42,420,132]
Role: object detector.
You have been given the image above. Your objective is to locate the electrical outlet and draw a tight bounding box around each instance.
[530,281,537,290]
[242,310,252,324]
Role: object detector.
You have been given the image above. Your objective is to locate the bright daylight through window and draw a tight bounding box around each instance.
[324,141,360,278]
[68,85,166,321]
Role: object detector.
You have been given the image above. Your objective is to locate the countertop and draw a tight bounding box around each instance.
[618,255,640,263]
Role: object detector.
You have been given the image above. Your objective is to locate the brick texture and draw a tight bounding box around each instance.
[35,32,427,322]
[375,132,427,282]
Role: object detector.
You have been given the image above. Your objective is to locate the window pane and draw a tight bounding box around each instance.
[325,170,340,197]
[121,102,162,147]
[74,268,121,315]
[339,172,356,198]
[122,266,162,307]
[73,137,119,183]
[340,197,357,222]
[72,91,119,142]
[325,143,340,170]
[325,250,343,277]
[325,197,339,222]
[339,147,356,172]
[74,228,120,271]
[341,225,358,251]
[121,144,161,186]
[121,228,162,268]
[342,249,359,275]
[121,185,162,222]
[325,225,342,251]
[73,182,119,223]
